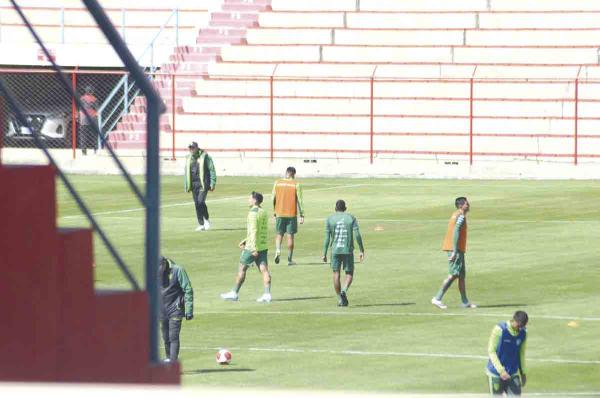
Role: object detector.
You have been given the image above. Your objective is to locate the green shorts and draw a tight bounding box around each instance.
[447,251,465,276]
[240,249,268,267]
[331,253,354,274]
[275,217,298,235]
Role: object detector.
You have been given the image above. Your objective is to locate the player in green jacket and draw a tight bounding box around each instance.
[159,256,194,362]
[221,191,271,303]
[322,200,365,307]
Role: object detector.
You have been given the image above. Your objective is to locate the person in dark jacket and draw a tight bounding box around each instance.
[159,256,194,362]
[184,142,217,231]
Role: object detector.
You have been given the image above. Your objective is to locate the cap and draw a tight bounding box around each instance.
[188,141,199,149]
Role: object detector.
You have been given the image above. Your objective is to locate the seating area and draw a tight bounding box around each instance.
[97,0,600,160]
[130,0,596,160]
[0,0,212,67]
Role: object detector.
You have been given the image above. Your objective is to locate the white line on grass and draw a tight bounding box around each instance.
[60,183,364,219]
[181,346,600,365]
[201,310,600,322]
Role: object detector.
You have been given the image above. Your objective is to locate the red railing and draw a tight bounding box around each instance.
[158,71,599,165]
[2,67,600,166]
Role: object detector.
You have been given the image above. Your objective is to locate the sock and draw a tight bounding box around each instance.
[460,292,469,304]
[288,249,294,262]
[435,279,454,301]
[276,241,281,254]
[337,293,342,301]
[233,284,241,293]
[264,284,271,294]
[342,286,348,294]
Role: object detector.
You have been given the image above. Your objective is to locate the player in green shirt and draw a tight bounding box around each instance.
[322,200,365,307]
[220,191,272,303]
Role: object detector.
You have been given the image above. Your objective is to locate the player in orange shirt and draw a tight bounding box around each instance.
[272,167,305,266]
[431,197,477,309]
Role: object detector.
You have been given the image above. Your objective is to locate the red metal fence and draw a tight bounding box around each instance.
[3,68,600,165]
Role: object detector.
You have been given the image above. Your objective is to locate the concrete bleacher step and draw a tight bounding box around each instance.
[223,2,271,12]
[0,165,179,384]
[169,53,220,63]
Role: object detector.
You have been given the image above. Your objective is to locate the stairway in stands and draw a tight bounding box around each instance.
[108,0,272,150]
[0,165,179,384]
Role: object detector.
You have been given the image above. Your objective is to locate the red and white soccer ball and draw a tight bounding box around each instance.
[216,348,232,365]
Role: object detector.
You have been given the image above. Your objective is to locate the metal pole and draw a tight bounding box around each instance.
[370,77,374,164]
[145,98,160,365]
[71,69,77,159]
[469,78,474,165]
[574,78,579,165]
[175,8,179,47]
[270,76,274,162]
[172,73,176,160]
[60,6,65,44]
[81,0,165,364]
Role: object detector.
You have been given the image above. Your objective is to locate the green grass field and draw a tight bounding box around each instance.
[57,175,600,395]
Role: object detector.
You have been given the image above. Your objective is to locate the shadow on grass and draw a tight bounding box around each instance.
[183,368,255,375]
[476,303,528,308]
[274,296,330,302]
[353,302,416,308]
[213,228,246,231]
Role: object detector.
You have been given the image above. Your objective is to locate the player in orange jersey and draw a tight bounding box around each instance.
[431,197,477,309]
[272,167,305,266]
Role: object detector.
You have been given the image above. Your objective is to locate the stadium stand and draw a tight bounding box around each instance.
[0,165,179,383]
[104,0,600,161]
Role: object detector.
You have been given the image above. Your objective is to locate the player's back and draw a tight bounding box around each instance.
[273,178,298,217]
[326,212,357,254]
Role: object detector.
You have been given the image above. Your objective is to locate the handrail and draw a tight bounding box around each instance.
[98,6,180,139]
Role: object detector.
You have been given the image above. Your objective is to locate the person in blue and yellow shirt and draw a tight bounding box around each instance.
[486,311,528,396]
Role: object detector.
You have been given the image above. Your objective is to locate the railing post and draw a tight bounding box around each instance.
[71,68,77,159]
[270,75,274,162]
[370,76,374,164]
[172,73,176,160]
[175,8,179,47]
[121,8,126,41]
[574,78,579,165]
[124,74,128,114]
[60,6,65,44]
[469,78,474,165]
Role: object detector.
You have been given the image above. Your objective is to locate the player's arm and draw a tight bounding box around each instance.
[272,182,277,213]
[296,183,305,219]
[177,267,194,320]
[322,219,331,261]
[245,212,258,254]
[353,217,365,261]
[519,333,527,385]
[207,155,217,190]
[488,325,509,379]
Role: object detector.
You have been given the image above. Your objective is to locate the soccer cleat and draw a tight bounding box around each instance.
[287,260,296,266]
[462,302,477,309]
[339,291,349,307]
[203,219,211,231]
[220,291,239,301]
[431,297,447,309]
[274,252,280,264]
[256,293,272,303]
[195,225,205,232]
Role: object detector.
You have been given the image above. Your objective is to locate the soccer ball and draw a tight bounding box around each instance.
[216,348,232,364]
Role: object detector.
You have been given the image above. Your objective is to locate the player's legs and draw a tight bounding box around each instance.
[192,186,204,228]
[197,189,209,224]
[488,375,508,396]
[257,251,272,302]
[168,318,182,360]
[333,271,342,295]
[234,264,248,292]
[160,319,171,359]
[506,375,522,396]
[274,233,283,264]
[286,233,295,264]
[435,274,457,301]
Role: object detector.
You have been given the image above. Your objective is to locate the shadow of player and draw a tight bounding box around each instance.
[353,302,416,308]
[183,368,255,375]
[273,296,330,302]
[476,303,528,308]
